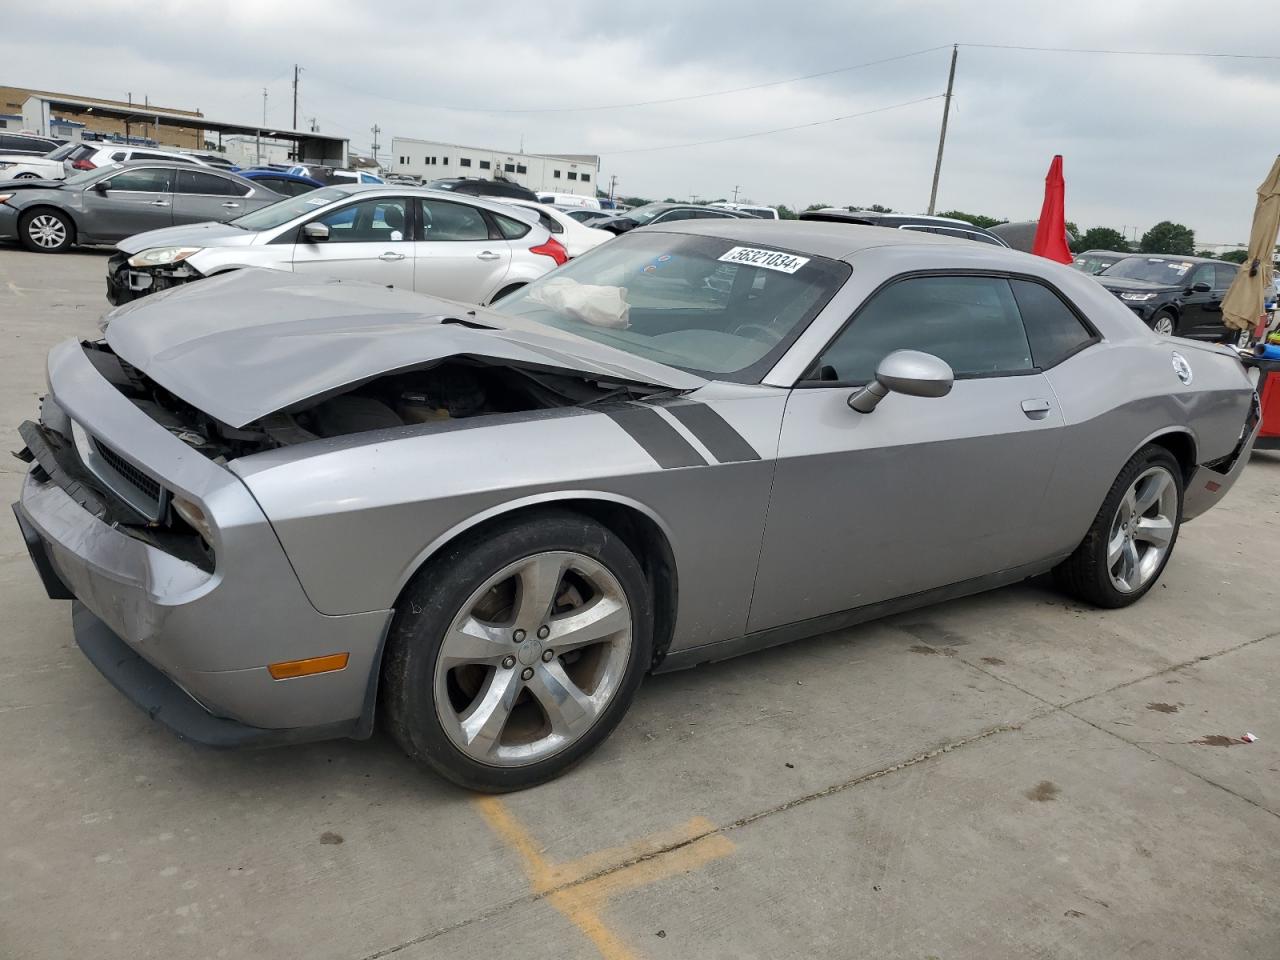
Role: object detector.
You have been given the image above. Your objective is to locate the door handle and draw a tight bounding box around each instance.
[476,251,502,261]
[220,201,240,208]
[378,252,406,261]
[1021,398,1052,420]
[148,200,169,206]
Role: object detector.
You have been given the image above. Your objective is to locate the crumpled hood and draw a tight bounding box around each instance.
[104,268,705,428]
[116,221,258,254]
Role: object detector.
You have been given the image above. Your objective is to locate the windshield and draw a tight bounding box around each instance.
[1074,254,1123,275]
[624,204,676,226]
[491,231,849,382]
[230,186,347,231]
[1102,256,1195,284]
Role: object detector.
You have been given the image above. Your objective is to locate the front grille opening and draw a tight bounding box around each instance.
[91,437,162,501]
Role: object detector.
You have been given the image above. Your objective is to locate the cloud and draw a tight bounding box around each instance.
[6,0,1278,242]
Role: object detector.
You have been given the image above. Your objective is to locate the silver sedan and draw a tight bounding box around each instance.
[14,220,1259,791]
[0,161,281,252]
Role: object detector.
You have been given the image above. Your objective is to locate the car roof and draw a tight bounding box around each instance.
[1110,253,1233,265]
[802,208,982,229]
[645,218,979,262]
[240,169,322,184]
[1078,249,1131,257]
[94,159,245,173]
[314,184,544,225]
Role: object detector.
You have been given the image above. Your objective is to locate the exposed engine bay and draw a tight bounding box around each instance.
[80,340,661,463]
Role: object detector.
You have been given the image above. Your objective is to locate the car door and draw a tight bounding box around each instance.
[80,167,174,240]
[172,169,256,225]
[413,197,511,302]
[1178,262,1217,337]
[748,273,1066,633]
[292,195,414,288]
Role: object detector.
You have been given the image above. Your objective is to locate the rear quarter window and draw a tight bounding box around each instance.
[1009,279,1097,369]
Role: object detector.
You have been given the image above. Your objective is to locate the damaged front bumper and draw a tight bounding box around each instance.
[106,251,202,305]
[13,338,392,746]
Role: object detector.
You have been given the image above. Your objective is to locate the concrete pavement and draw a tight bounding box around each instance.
[1,247,1277,960]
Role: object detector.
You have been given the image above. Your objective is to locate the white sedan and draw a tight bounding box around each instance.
[107,185,569,306]
[499,198,613,259]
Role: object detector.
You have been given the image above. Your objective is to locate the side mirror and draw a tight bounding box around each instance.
[1190,281,1211,293]
[848,350,954,414]
[93,180,110,193]
[302,221,330,242]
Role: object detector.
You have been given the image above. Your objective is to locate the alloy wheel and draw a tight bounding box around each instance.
[1107,465,1177,593]
[27,214,67,249]
[1152,315,1175,337]
[433,550,633,767]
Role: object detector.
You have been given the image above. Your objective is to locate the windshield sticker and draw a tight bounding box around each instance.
[718,246,810,274]
[304,197,330,205]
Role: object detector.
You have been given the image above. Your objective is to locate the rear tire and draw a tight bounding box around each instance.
[18,208,74,253]
[381,510,653,792]
[1053,445,1183,608]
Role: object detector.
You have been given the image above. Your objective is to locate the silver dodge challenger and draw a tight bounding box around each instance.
[13,221,1260,791]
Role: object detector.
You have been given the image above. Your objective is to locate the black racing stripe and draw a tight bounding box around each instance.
[602,405,708,469]
[663,402,761,463]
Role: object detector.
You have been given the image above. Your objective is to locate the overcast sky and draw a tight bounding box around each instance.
[8,1,1279,246]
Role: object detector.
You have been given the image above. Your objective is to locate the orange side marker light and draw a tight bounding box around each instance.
[268,653,350,680]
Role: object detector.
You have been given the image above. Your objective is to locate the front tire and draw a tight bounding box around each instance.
[1053,445,1183,608]
[19,208,74,253]
[1150,311,1176,337]
[381,510,653,792]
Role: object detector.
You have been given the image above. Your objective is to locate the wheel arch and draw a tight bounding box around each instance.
[390,492,680,668]
[1138,427,1198,485]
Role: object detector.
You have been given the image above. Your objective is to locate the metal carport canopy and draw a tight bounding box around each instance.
[20,94,348,165]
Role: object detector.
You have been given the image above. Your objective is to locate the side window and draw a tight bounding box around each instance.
[491,212,532,240]
[1214,263,1238,289]
[534,210,564,234]
[815,275,1033,383]
[100,168,172,193]
[654,209,697,223]
[1009,279,1096,369]
[418,199,490,241]
[313,198,408,242]
[111,151,127,161]
[1188,263,1215,290]
[176,170,248,196]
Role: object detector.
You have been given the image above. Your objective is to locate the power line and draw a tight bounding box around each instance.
[957,42,1280,60]
[307,45,950,116]
[599,94,944,156]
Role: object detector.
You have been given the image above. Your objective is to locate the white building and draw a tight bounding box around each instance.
[221,135,296,168]
[390,138,600,197]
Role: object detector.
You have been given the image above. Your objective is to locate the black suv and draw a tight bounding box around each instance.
[428,178,540,202]
[797,209,1009,246]
[1094,255,1239,340]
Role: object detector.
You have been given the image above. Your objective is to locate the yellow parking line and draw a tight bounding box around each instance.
[474,797,733,960]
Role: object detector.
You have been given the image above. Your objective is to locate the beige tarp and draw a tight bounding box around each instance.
[1222,154,1280,333]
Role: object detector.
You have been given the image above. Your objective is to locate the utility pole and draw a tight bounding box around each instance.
[370,123,381,164]
[257,87,266,164]
[608,174,618,203]
[731,184,741,203]
[926,44,958,216]
[292,65,300,130]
